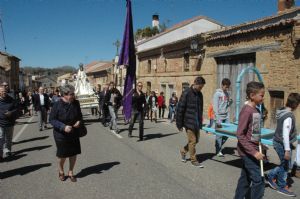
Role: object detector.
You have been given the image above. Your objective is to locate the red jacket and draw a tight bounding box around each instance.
[157,95,165,107]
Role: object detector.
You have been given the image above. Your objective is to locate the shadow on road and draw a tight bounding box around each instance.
[201,154,279,171]
[13,136,49,145]
[1,154,27,162]
[15,121,37,125]
[76,161,120,178]
[117,127,152,134]
[143,132,178,141]
[222,147,236,155]
[84,118,101,124]
[0,163,52,179]
[13,145,52,156]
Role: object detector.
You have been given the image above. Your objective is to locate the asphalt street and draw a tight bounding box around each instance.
[0,111,299,199]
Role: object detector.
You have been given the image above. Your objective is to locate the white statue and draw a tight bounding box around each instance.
[74,64,94,96]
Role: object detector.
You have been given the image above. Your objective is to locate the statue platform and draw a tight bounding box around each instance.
[77,94,98,109]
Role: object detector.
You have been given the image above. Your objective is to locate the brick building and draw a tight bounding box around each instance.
[136,16,223,101]
[85,61,114,89]
[204,7,300,128]
[0,51,20,91]
[137,4,300,129]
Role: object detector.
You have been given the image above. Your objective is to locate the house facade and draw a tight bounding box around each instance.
[136,5,300,129]
[136,16,223,102]
[85,61,114,89]
[0,51,20,91]
[204,7,300,128]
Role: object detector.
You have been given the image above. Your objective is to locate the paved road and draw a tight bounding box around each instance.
[1,111,299,199]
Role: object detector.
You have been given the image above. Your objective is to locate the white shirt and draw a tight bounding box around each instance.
[283,117,292,151]
[39,94,45,106]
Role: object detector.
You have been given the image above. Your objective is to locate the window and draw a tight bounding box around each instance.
[147,82,151,93]
[183,53,190,72]
[147,60,151,73]
[195,57,202,71]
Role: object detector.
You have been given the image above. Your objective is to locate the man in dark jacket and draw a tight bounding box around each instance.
[176,76,206,168]
[98,84,108,121]
[128,82,146,141]
[0,85,18,159]
[33,87,50,131]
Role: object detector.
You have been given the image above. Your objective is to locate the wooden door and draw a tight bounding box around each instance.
[216,53,256,122]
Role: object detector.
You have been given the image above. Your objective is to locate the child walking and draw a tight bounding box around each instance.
[266,93,300,197]
[213,78,232,157]
[234,81,265,199]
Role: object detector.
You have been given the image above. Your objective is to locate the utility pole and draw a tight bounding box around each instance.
[113,40,120,56]
[0,12,7,52]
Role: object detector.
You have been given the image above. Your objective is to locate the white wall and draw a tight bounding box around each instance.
[137,19,222,52]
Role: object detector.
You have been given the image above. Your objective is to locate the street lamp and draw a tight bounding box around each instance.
[190,40,199,52]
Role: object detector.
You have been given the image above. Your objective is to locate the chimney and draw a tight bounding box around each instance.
[278,0,295,13]
[152,14,159,28]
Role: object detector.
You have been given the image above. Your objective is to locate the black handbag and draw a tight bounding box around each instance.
[77,123,87,137]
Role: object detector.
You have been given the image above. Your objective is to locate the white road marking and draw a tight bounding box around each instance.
[110,130,123,139]
[13,116,35,142]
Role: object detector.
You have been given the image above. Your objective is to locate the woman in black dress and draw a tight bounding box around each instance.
[49,84,82,182]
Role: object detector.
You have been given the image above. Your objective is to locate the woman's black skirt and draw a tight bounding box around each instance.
[55,138,81,158]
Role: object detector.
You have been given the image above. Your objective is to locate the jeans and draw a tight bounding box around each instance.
[108,105,118,130]
[37,106,48,128]
[207,119,214,128]
[0,126,14,157]
[169,106,176,122]
[268,140,292,188]
[215,118,228,154]
[234,155,265,199]
[128,110,144,140]
[180,129,200,163]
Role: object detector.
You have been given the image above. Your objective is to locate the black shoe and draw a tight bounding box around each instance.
[39,128,43,131]
[44,126,48,129]
[137,138,143,142]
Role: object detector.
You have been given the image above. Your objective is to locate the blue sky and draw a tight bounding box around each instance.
[0,0,299,68]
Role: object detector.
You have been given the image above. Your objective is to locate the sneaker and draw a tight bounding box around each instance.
[266,176,278,190]
[115,129,120,134]
[217,152,224,157]
[277,186,296,197]
[180,151,187,163]
[191,161,204,168]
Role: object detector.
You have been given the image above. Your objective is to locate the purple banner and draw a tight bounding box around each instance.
[118,0,136,121]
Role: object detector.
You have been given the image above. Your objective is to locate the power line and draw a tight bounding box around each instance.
[0,17,7,52]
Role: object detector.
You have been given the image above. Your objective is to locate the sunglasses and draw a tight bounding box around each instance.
[137,85,143,87]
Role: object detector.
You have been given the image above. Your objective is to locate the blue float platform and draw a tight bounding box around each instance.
[202,122,300,146]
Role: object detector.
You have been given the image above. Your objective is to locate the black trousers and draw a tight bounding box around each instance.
[128,110,144,140]
[159,106,165,118]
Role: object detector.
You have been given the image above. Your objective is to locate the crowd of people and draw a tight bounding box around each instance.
[1,77,300,198]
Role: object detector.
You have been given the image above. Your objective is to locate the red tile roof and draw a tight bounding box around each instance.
[207,7,300,41]
[85,61,113,74]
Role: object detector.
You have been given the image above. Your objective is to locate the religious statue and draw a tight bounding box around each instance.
[74,63,94,96]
